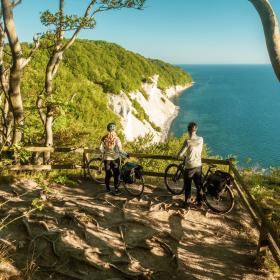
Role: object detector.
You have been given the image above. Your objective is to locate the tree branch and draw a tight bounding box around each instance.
[36,93,46,125]
[11,0,22,8]
[51,52,63,77]
[1,0,23,67]
[57,0,65,45]
[0,106,8,135]
[61,0,97,52]
[21,34,41,68]
[0,0,22,18]
[249,0,280,81]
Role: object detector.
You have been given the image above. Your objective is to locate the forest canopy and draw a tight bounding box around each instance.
[20,39,192,146]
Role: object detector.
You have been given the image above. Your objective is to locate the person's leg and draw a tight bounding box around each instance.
[193,166,203,203]
[111,158,121,190]
[104,160,112,191]
[183,168,195,204]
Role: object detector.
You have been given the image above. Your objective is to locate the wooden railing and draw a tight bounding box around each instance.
[1,146,279,267]
[228,161,280,266]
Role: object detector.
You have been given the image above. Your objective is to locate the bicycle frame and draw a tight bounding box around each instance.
[176,163,216,193]
[85,153,136,185]
[164,161,234,213]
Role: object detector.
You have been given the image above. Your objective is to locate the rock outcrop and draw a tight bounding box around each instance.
[108,75,192,142]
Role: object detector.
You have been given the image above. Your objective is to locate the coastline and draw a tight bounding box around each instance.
[160,82,194,141]
[165,81,195,99]
[160,105,180,141]
[109,78,194,143]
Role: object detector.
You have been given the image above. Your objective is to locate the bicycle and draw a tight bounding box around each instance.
[85,153,145,196]
[164,161,234,214]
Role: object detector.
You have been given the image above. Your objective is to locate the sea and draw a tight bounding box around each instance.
[170,64,280,168]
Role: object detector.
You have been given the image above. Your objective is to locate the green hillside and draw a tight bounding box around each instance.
[21,40,192,147]
[22,40,192,148]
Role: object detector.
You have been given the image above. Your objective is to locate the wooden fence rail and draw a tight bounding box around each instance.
[0,146,279,267]
[229,162,280,266]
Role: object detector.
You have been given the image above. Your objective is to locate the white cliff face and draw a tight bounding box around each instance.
[107,91,160,141]
[108,75,192,143]
[165,83,193,99]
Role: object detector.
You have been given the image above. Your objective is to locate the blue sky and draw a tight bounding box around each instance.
[12,0,280,64]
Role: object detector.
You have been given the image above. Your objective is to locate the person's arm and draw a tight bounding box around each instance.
[177,140,188,159]
[100,140,104,153]
[116,137,128,157]
[100,140,105,160]
[116,137,122,151]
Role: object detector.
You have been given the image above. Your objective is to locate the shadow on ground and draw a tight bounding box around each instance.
[0,177,277,280]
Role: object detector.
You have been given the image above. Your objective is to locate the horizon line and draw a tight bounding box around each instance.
[175,63,271,66]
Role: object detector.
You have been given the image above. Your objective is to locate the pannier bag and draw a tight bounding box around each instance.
[121,162,143,184]
[206,170,233,197]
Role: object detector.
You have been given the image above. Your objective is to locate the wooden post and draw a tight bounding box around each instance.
[31,152,43,165]
[82,148,89,179]
[256,208,273,265]
[228,157,235,175]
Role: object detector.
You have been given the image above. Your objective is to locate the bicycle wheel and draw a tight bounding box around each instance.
[123,175,145,196]
[87,158,105,184]
[204,185,234,214]
[164,164,184,195]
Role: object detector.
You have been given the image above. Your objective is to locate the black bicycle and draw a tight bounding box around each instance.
[85,153,145,196]
[164,162,234,214]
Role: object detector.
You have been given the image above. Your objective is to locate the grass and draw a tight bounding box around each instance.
[243,168,280,227]
[139,88,149,100]
[242,167,280,274]
[131,99,150,122]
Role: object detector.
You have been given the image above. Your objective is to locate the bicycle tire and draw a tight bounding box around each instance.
[123,174,145,196]
[204,185,234,214]
[164,164,184,195]
[87,158,105,184]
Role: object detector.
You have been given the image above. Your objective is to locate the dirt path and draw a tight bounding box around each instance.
[0,178,278,280]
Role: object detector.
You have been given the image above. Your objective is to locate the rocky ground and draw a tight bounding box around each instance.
[0,177,279,280]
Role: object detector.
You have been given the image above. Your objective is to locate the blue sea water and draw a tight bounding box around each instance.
[170,65,280,168]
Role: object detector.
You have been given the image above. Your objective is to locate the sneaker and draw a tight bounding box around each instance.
[114,188,121,195]
[194,201,203,209]
[179,201,190,209]
[105,187,111,193]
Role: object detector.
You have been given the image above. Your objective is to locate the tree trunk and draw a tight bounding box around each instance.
[9,62,24,144]
[1,0,24,144]
[43,51,63,162]
[41,0,65,163]
[45,110,53,147]
[249,0,280,82]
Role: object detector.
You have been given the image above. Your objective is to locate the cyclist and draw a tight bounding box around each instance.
[176,122,204,208]
[100,122,126,194]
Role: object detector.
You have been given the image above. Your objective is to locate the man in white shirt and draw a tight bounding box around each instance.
[177,122,203,208]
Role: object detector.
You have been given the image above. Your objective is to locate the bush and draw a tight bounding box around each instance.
[125,133,208,174]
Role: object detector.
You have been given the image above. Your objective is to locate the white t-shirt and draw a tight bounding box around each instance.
[177,135,203,169]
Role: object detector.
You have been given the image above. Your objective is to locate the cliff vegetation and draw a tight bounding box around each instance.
[20,39,192,146]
